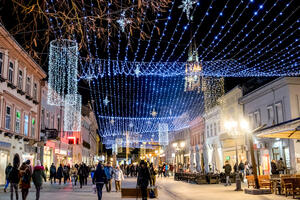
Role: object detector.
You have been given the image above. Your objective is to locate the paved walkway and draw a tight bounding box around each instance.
[0,176,296,199]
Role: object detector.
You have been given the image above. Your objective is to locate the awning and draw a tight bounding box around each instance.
[256,117,300,139]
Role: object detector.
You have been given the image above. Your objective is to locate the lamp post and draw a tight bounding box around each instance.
[224,119,249,191]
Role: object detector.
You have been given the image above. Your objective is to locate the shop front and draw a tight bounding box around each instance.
[23,143,37,166]
[0,141,11,185]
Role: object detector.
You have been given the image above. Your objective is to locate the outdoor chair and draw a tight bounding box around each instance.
[258,175,271,189]
[246,175,255,188]
[281,177,294,197]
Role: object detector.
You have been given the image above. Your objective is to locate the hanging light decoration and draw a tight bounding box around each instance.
[64,94,82,132]
[48,39,78,105]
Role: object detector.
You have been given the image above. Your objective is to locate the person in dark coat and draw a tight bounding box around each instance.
[8,154,20,200]
[223,161,232,186]
[63,165,70,184]
[83,163,89,185]
[93,163,107,200]
[49,163,56,184]
[78,164,85,188]
[271,160,279,175]
[19,160,32,200]
[4,163,12,192]
[137,160,151,200]
[56,164,64,185]
[32,160,46,200]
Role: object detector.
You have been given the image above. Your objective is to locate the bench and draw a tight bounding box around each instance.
[121,187,158,198]
[246,175,255,188]
[259,175,271,189]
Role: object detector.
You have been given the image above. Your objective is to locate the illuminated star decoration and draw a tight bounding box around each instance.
[178,0,197,20]
[110,119,115,125]
[147,121,152,125]
[151,108,158,117]
[117,11,131,32]
[103,96,110,106]
[134,65,141,77]
[129,122,134,128]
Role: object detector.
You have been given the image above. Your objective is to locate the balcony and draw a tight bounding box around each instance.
[25,94,32,100]
[32,99,39,105]
[7,82,16,89]
[17,88,25,95]
[0,75,5,82]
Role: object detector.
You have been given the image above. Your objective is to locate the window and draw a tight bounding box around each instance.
[26,77,31,95]
[214,122,217,136]
[8,62,14,83]
[24,114,29,136]
[33,83,37,100]
[267,106,274,125]
[15,110,21,133]
[18,70,23,90]
[41,109,45,129]
[217,121,221,133]
[31,118,35,137]
[52,115,55,129]
[57,115,60,131]
[0,52,3,75]
[249,113,254,129]
[46,112,50,128]
[254,110,261,127]
[275,102,283,123]
[206,125,209,138]
[5,106,11,130]
[210,124,213,137]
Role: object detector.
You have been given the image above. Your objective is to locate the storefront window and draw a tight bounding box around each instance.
[272,147,280,161]
[15,110,21,133]
[5,106,11,130]
[24,114,29,136]
[284,147,291,168]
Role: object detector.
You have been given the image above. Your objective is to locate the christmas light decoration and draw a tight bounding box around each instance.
[48,39,78,105]
[64,94,82,132]
[158,123,169,146]
[178,0,197,20]
[117,11,131,32]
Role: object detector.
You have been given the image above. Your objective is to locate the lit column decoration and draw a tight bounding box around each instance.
[158,123,168,146]
[48,39,78,105]
[64,94,82,131]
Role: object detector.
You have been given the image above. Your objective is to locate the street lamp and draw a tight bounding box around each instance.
[224,119,249,191]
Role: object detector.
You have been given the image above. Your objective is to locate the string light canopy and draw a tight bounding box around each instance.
[9,0,299,147]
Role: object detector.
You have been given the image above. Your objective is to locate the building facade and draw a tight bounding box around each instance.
[189,116,205,172]
[203,105,223,173]
[0,24,46,184]
[240,77,300,174]
[219,86,247,168]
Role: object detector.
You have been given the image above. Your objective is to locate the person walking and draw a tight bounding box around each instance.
[4,163,12,192]
[271,160,279,175]
[149,163,157,186]
[114,166,124,192]
[19,160,32,200]
[49,163,56,184]
[277,158,286,174]
[8,154,20,200]
[32,160,46,200]
[137,160,151,200]
[238,160,245,183]
[56,164,63,185]
[223,161,232,186]
[104,162,114,192]
[63,165,70,184]
[78,164,85,188]
[165,163,169,177]
[70,166,78,186]
[83,163,89,185]
[92,163,107,200]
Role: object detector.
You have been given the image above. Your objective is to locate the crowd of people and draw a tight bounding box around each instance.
[4,154,169,200]
[4,154,46,200]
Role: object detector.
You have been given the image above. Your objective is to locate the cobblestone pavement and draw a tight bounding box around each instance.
[0,176,296,199]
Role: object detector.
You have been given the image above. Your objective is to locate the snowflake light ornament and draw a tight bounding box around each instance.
[134,65,141,77]
[117,11,131,32]
[103,96,110,106]
[178,0,197,20]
